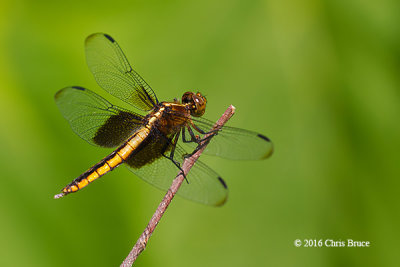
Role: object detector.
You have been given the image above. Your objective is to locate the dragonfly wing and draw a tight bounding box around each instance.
[185,117,273,160]
[124,130,228,206]
[55,86,144,148]
[85,33,158,111]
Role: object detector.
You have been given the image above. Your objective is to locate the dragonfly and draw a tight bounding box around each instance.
[54,33,273,206]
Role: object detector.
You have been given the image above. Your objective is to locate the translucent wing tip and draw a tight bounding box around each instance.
[215,195,228,207]
[55,86,85,101]
[85,33,114,45]
[257,134,274,159]
[54,88,67,100]
[262,145,274,159]
[213,176,228,207]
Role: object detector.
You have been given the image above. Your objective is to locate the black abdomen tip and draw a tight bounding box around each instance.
[104,34,115,43]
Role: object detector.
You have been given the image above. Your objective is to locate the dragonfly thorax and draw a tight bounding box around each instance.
[182,91,207,117]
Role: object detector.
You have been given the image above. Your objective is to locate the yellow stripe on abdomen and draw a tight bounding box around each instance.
[58,127,151,197]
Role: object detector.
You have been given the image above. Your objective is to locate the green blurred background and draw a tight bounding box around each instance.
[1,0,399,266]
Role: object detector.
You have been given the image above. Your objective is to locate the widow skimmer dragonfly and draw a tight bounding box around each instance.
[54,33,273,206]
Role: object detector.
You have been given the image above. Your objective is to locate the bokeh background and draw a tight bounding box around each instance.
[1,0,399,266]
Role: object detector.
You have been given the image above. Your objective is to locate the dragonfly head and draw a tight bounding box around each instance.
[182,92,207,117]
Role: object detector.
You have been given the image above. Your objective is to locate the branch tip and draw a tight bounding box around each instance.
[119,105,236,266]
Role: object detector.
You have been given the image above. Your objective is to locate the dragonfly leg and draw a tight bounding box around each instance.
[191,121,220,135]
[186,126,200,143]
[160,131,188,183]
[182,127,195,143]
[190,121,207,134]
[169,131,180,161]
[190,121,219,141]
[184,141,209,158]
[183,124,219,158]
[196,132,217,143]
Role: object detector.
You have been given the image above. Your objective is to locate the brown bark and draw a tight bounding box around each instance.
[120,105,236,266]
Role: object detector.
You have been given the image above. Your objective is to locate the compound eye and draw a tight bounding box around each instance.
[182,92,194,104]
[192,93,206,117]
[181,91,206,117]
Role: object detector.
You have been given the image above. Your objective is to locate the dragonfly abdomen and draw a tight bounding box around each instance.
[54,127,150,198]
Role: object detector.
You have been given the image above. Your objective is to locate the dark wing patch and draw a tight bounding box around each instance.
[124,130,228,206]
[93,111,143,147]
[125,129,173,169]
[55,86,144,148]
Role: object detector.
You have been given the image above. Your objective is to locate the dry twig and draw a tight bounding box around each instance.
[120,105,236,266]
